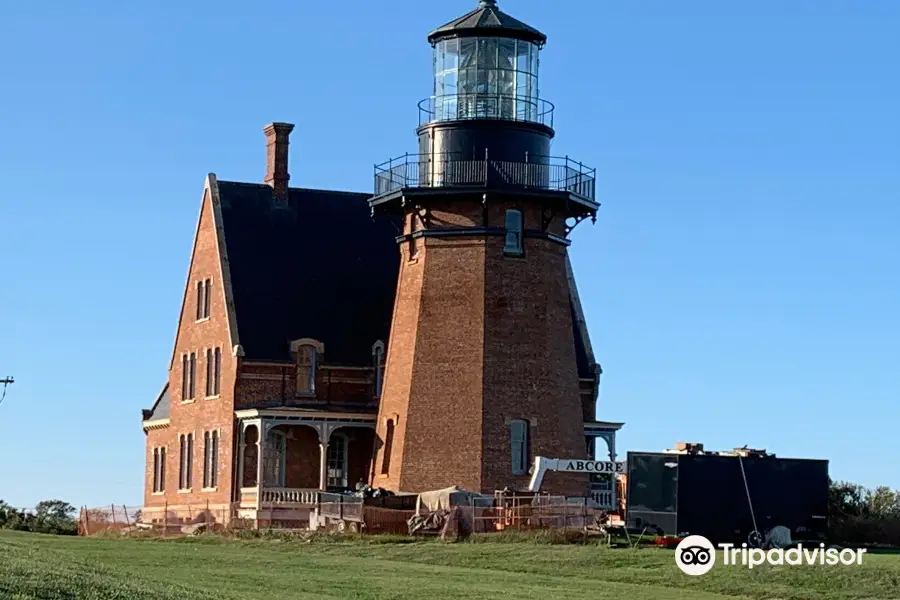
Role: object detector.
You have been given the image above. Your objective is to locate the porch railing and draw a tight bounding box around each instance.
[240,487,318,508]
[590,489,615,510]
[373,152,596,202]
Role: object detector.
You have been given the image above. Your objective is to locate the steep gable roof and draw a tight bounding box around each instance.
[216,181,402,365]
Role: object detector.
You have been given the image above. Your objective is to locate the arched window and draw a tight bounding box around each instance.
[373,341,385,397]
[290,339,323,396]
[504,209,524,256]
[298,345,317,394]
[509,419,529,475]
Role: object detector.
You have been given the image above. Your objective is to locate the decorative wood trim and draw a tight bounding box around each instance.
[238,372,370,384]
[241,361,374,371]
[239,374,285,382]
[208,174,241,357]
[584,421,625,431]
[289,338,325,354]
[394,227,571,247]
[143,418,171,431]
[234,408,376,422]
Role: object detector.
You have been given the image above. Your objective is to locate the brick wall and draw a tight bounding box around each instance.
[371,215,429,491]
[372,195,590,495]
[482,228,589,496]
[284,426,319,488]
[143,185,237,510]
[236,363,378,410]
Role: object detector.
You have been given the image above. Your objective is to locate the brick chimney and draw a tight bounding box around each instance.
[264,122,294,202]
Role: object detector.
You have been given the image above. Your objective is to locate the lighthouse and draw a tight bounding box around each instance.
[369,0,600,497]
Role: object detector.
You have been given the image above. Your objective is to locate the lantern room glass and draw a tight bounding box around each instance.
[433,36,540,123]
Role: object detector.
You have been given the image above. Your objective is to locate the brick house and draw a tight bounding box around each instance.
[141,0,622,527]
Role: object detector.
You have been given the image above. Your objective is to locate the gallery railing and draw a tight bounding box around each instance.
[418,94,555,128]
[373,152,596,202]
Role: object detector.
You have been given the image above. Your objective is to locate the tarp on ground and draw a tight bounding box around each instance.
[415,486,490,514]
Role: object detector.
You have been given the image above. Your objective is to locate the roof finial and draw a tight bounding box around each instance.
[479,0,497,7]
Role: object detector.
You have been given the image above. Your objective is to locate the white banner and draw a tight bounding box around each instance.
[560,459,626,474]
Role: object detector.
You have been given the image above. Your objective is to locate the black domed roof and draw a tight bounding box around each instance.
[428,0,547,46]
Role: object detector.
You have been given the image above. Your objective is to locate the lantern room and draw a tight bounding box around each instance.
[423,0,550,126]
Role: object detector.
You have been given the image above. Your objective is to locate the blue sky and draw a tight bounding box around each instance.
[0,0,897,508]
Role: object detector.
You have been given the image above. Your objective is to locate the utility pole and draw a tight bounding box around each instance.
[0,376,13,407]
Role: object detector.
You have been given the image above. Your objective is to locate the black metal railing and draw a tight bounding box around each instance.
[418,94,555,128]
[374,152,596,201]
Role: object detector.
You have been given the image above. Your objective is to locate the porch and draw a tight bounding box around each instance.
[235,409,376,525]
[585,421,624,510]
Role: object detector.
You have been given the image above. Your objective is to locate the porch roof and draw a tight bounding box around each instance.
[584,420,625,432]
[234,407,377,423]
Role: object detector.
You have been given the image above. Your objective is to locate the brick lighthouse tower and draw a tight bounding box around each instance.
[369,0,599,497]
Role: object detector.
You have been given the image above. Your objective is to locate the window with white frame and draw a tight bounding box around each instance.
[182,353,196,401]
[213,347,221,395]
[205,349,213,397]
[296,344,317,395]
[196,278,211,320]
[504,209,524,255]
[203,430,219,489]
[189,353,196,398]
[263,430,286,487]
[179,433,194,490]
[205,347,221,397]
[152,447,166,493]
[181,355,188,400]
[509,419,529,475]
[373,341,385,397]
[327,433,349,489]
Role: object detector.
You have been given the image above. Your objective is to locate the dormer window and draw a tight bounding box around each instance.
[373,341,386,397]
[504,209,524,255]
[298,345,317,394]
[291,339,324,396]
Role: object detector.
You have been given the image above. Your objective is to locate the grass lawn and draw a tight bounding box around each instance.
[1,530,898,600]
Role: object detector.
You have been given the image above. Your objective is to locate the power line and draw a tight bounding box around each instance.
[0,376,14,407]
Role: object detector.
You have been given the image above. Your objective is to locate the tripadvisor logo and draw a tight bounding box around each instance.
[675,536,717,576]
[675,535,867,576]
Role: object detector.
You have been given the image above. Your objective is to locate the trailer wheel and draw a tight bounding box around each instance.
[348,522,359,534]
[748,530,763,549]
[337,520,347,533]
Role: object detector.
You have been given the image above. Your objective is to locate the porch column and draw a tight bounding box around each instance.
[319,441,328,491]
[255,420,266,509]
[237,424,245,492]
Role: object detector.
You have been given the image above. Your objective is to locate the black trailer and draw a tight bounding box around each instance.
[625,451,829,544]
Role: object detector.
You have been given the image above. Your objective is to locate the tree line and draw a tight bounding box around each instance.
[828,481,900,546]
[0,499,77,535]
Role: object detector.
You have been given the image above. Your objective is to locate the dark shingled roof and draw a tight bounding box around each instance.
[428,0,547,45]
[142,383,170,422]
[217,182,402,365]
[143,178,597,421]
